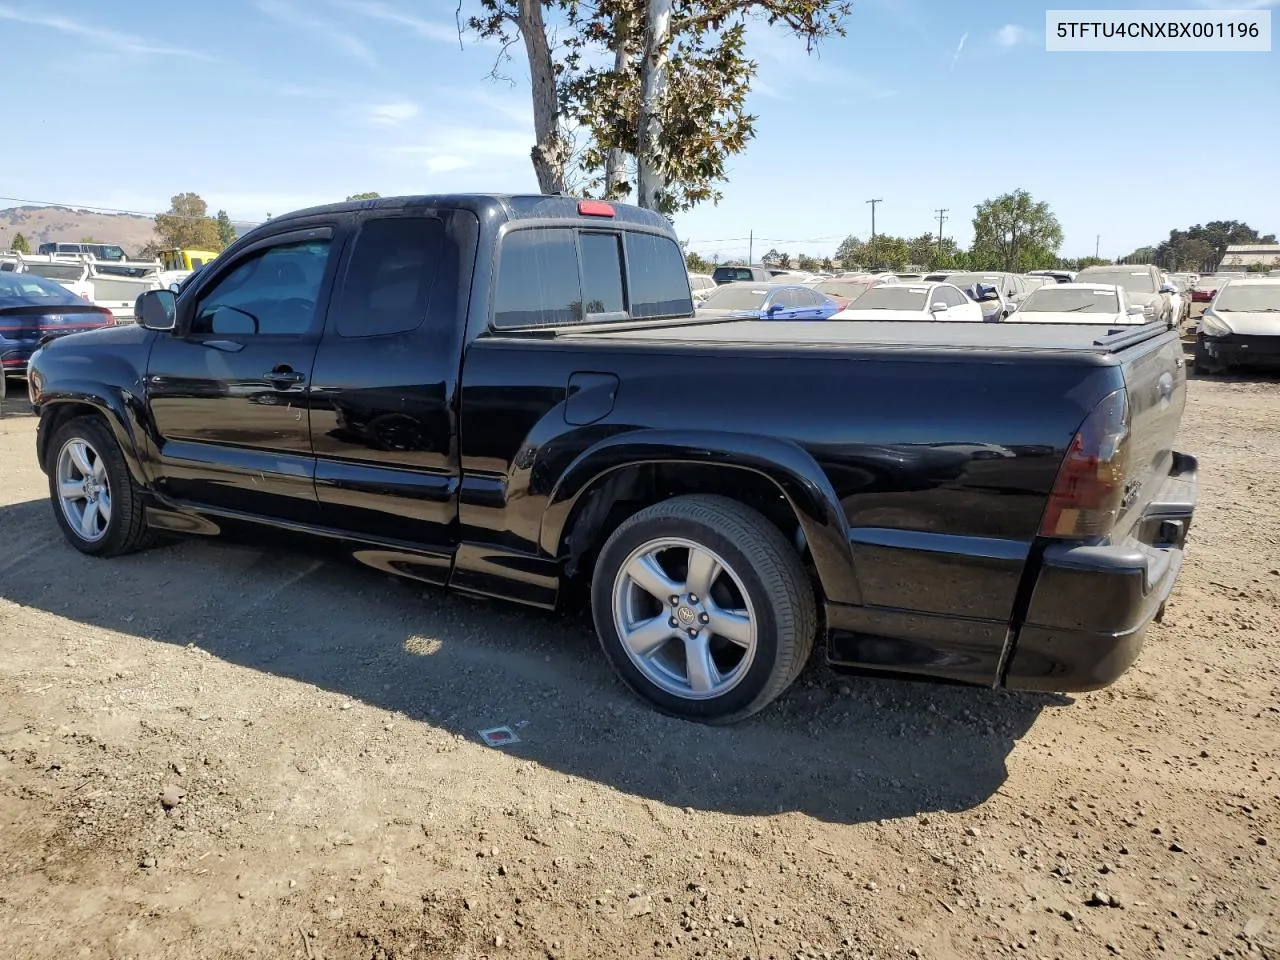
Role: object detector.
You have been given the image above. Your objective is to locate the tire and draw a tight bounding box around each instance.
[590,494,817,724]
[46,415,158,557]
[1192,337,1215,376]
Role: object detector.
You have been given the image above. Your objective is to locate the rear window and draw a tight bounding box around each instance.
[493,227,691,328]
[580,232,625,315]
[625,232,692,319]
[332,216,445,337]
[494,229,583,327]
[713,267,754,283]
[1020,287,1119,314]
[1080,269,1155,295]
[848,286,929,311]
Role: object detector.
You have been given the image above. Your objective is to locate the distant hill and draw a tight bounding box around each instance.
[0,206,157,256]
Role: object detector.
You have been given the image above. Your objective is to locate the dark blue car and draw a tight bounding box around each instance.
[694,281,841,320]
[0,273,114,378]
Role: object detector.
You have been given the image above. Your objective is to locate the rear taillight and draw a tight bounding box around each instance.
[1039,389,1130,539]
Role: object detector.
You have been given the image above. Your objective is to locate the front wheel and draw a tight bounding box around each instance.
[46,416,157,556]
[591,495,817,723]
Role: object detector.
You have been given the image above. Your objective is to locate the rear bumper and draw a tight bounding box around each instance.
[1201,332,1280,366]
[1003,452,1198,692]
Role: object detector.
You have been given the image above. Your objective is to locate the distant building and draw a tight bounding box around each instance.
[1219,244,1280,271]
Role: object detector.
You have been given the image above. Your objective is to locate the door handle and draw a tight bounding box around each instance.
[264,369,304,385]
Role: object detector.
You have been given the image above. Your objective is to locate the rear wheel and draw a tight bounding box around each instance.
[591,495,816,724]
[46,416,157,557]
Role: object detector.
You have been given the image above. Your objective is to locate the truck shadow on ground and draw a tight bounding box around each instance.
[0,498,1069,827]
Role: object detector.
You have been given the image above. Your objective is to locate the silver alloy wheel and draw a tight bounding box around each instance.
[612,537,757,700]
[56,437,112,543]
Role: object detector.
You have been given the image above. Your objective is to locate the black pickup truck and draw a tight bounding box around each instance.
[26,194,1197,723]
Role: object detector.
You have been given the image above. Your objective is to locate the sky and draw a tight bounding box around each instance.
[2,0,1278,261]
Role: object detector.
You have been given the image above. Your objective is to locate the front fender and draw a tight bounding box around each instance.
[34,381,150,487]
[539,429,861,605]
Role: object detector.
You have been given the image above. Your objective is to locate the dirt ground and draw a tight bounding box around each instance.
[0,366,1276,960]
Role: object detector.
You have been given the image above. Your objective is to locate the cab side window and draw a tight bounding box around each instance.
[331,217,445,338]
[192,240,331,336]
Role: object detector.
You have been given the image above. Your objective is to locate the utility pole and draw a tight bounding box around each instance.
[935,208,949,254]
[748,229,753,266]
[866,198,882,240]
[1095,234,1101,260]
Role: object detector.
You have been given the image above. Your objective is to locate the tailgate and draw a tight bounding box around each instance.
[1112,332,1187,545]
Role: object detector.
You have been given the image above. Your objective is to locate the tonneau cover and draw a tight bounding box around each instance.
[564,319,1167,353]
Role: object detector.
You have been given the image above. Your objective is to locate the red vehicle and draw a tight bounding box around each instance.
[1192,277,1232,303]
[807,274,897,310]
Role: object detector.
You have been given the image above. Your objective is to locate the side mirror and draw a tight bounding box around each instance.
[168,282,181,294]
[138,290,177,331]
[1126,304,1146,316]
[766,302,784,315]
[1159,283,1176,294]
[928,301,947,313]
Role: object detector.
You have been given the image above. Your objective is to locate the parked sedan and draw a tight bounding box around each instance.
[831,282,983,322]
[805,275,896,310]
[1010,283,1146,324]
[0,273,115,378]
[1196,277,1280,373]
[1191,276,1227,303]
[1075,265,1174,328]
[688,272,716,302]
[695,281,841,320]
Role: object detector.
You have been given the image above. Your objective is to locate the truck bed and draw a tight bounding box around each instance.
[564,318,1163,356]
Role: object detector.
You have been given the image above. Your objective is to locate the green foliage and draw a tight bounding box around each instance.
[778,252,792,269]
[154,192,220,251]
[1120,245,1157,264]
[834,234,862,269]
[1247,258,1280,273]
[10,232,29,253]
[796,253,820,272]
[761,248,782,266]
[214,210,237,250]
[971,189,1063,273]
[346,192,381,201]
[820,256,833,272]
[1071,256,1112,269]
[684,249,712,273]
[859,235,911,271]
[470,0,851,213]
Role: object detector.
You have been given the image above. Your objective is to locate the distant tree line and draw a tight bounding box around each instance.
[1118,221,1277,273]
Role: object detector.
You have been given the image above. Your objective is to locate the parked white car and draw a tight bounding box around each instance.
[1196,277,1280,374]
[688,272,716,302]
[831,282,983,322]
[1010,283,1146,324]
[0,254,95,302]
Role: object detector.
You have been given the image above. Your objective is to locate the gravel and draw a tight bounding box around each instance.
[1,371,1278,959]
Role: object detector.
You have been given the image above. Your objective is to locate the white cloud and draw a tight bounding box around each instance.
[257,0,376,65]
[0,4,216,58]
[950,31,968,69]
[327,0,460,44]
[425,156,469,174]
[994,24,1032,47]
[367,101,421,125]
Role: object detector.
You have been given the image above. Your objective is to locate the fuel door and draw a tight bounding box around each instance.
[565,371,620,426]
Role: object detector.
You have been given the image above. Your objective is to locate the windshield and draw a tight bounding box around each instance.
[847,286,929,311]
[700,284,769,311]
[1020,287,1119,314]
[1216,284,1280,312]
[945,273,1004,290]
[23,262,85,281]
[1080,270,1155,294]
[0,273,82,303]
[815,279,873,299]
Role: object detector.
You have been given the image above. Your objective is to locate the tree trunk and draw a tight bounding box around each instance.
[635,0,673,210]
[518,0,566,195]
[604,13,633,200]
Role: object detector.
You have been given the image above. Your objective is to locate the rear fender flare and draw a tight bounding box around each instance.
[540,429,860,605]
